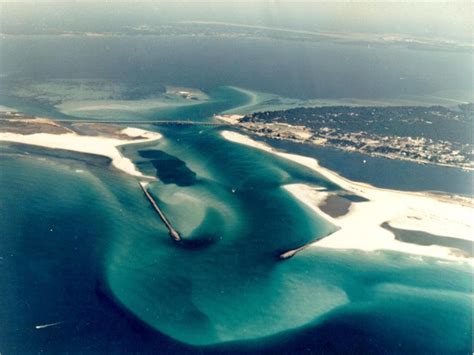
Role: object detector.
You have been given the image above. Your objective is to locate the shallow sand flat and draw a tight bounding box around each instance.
[0,129,161,178]
[221,130,473,263]
[55,95,199,117]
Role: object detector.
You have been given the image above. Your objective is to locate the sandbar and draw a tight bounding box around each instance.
[221,130,473,263]
[0,128,162,178]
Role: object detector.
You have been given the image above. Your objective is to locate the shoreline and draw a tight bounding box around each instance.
[239,128,473,172]
[221,130,473,263]
[0,127,161,178]
[263,136,473,197]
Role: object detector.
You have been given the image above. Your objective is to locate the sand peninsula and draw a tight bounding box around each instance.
[221,130,473,263]
[0,116,161,179]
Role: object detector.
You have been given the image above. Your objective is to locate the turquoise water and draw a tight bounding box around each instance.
[0,83,250,122]
[55,86,250,121]
[1,147,472,352]
[0,73,472,352]
[110,126,339,345]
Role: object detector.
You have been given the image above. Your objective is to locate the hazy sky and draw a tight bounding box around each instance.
[0,1,472,40]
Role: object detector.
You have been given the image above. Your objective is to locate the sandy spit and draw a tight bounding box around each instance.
[0,128,162,178]
[221,130,473,263]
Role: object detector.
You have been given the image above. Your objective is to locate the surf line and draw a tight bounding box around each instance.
[139,181,181,242]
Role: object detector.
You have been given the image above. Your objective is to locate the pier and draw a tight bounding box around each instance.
[139,181,181,242]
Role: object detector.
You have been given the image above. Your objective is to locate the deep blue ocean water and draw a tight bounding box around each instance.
[0,35,472,100]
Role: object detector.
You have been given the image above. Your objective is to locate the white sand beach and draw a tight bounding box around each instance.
[214,114,244,124]
[0,128,162,178]
[221,130,473,263]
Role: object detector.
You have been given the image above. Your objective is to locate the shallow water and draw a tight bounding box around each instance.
[108,126,339,345]
[1,128,472,353]
[0,38,473,351]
